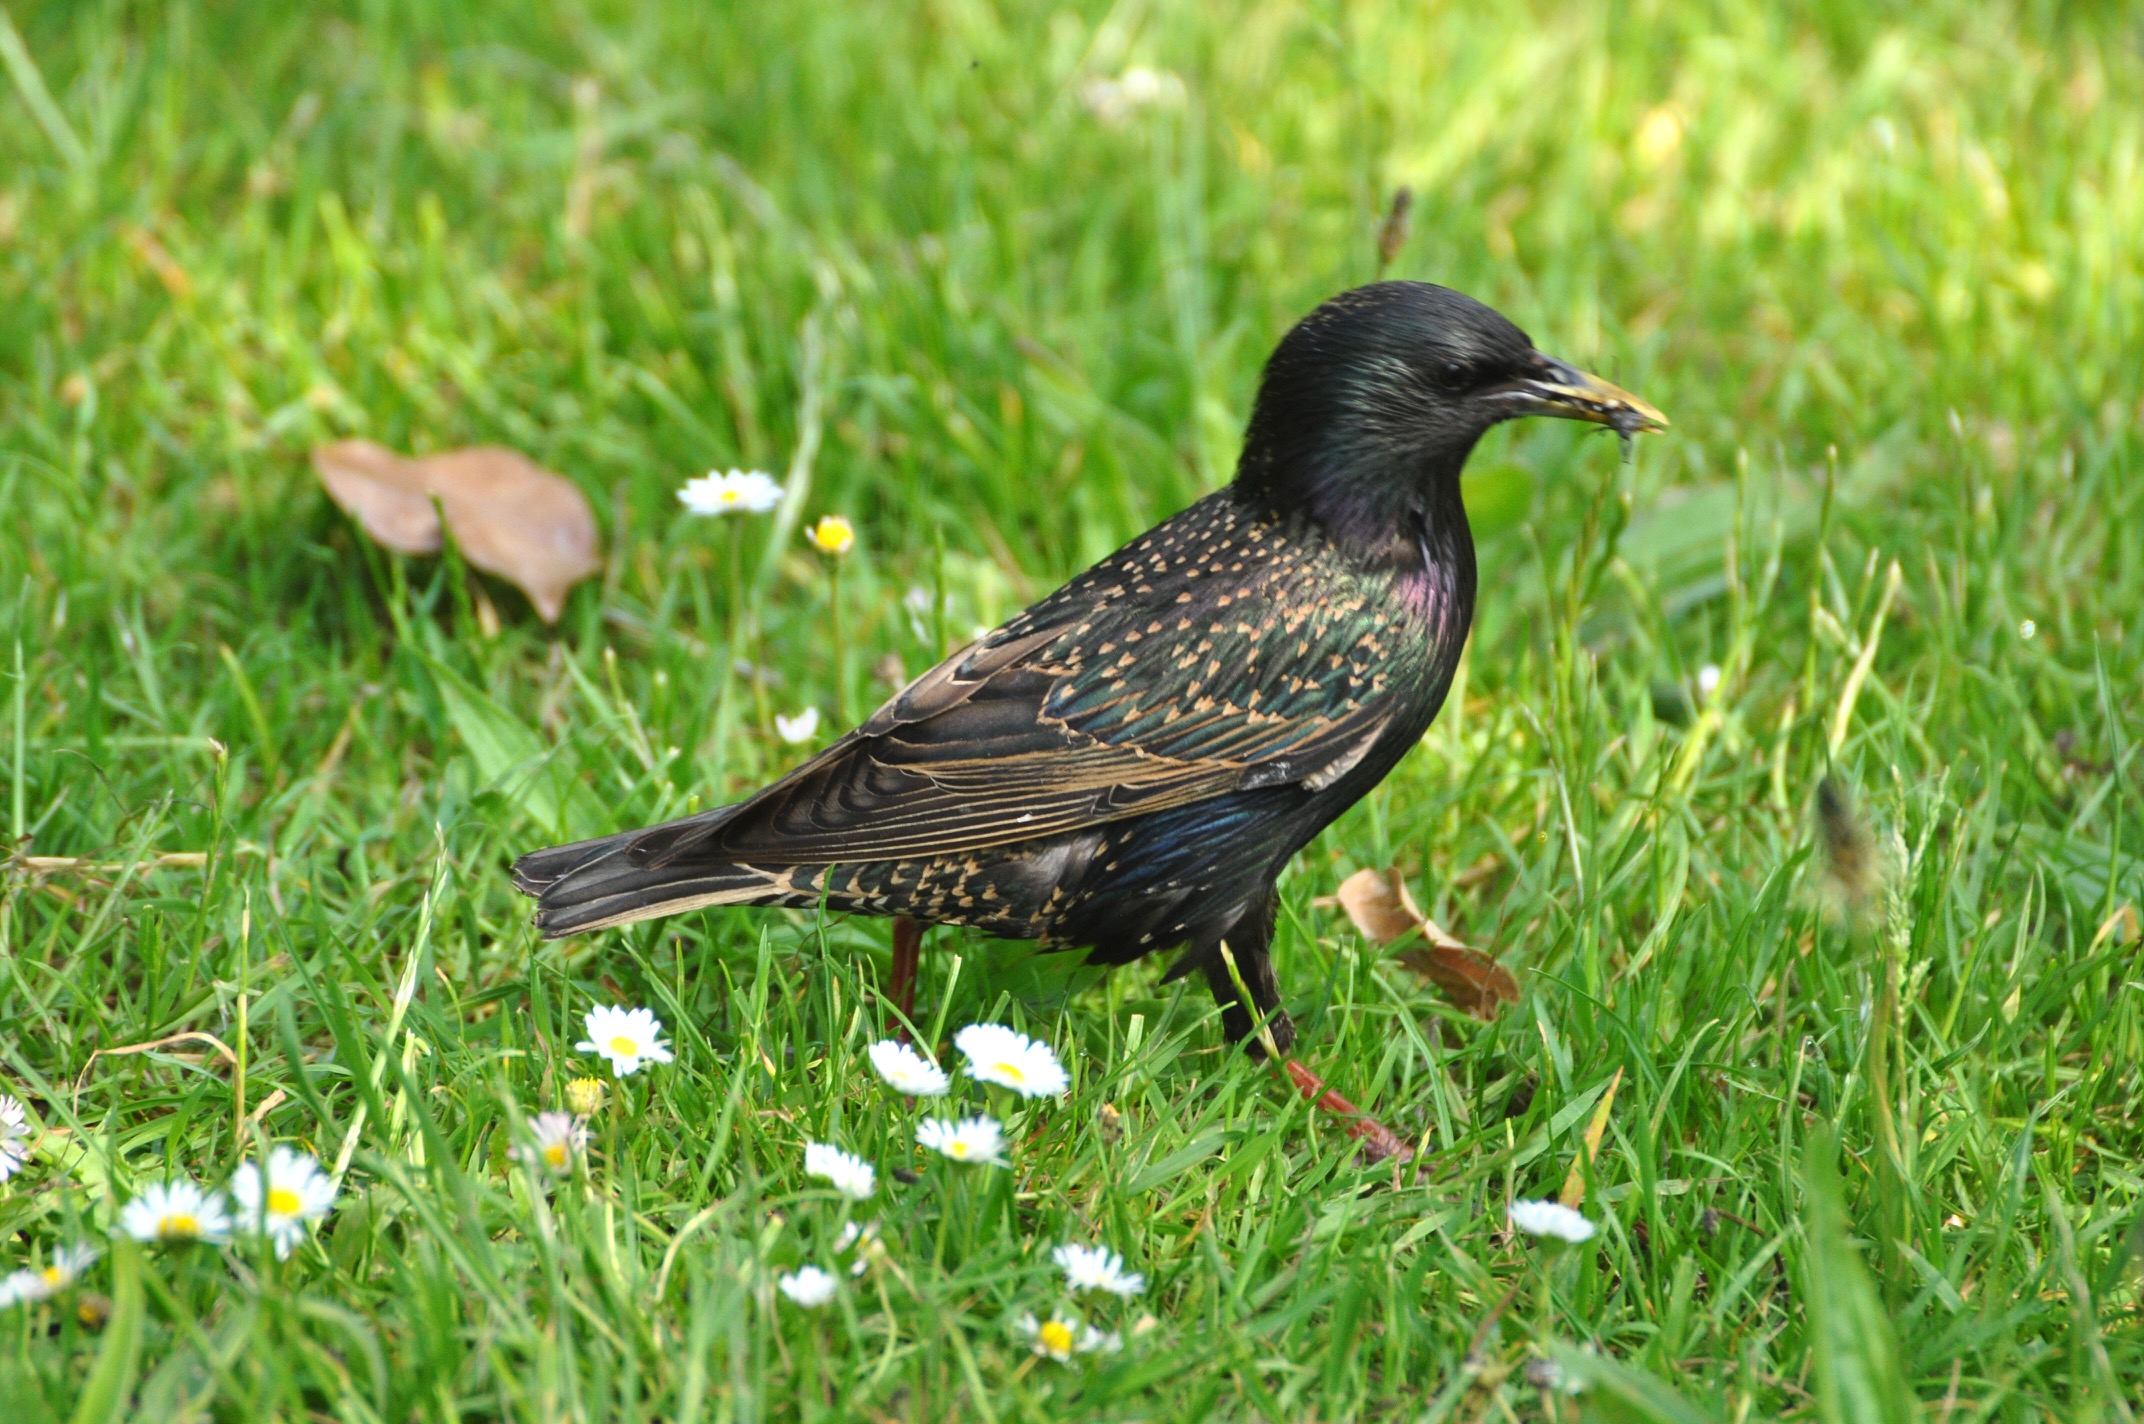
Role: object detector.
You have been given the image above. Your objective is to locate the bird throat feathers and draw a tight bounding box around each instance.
[1233,435,1479,615]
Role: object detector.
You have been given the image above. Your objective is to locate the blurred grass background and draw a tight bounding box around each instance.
[1,0,2140,1418]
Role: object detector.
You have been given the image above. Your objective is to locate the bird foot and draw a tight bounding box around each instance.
[1278,1057,1414,1163]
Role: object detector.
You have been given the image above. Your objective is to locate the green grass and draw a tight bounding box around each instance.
[2,1,2141,1418]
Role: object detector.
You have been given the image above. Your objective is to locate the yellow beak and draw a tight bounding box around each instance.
[1497,356,1669,436]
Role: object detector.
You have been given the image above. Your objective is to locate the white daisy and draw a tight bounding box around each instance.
[230,1146,338,1259]
[867,1040,950,1097]
[576,1005,674,1078]
[805,515,855,556]
[834,1219,884,1277]
[954,1023,1070,1098]
[916,1115,1006,1166]
[0,1244,100,1308]
[778,1264,838,1307]
[1696,663,1722,698]
[0,1093,28,1182]
[513,1111,588,1178]
[774,707,821,745]
[1508,1199,1597,1244]
[1016,1310,1120,1362]
[1052,1242,1145,1297]
[118,1180,231,1245]
[678,468,782,516]
[803,1142,876,1201]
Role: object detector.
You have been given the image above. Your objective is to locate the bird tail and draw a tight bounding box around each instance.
[511,807,795,938]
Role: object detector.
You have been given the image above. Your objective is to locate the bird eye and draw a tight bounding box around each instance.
[1440,359,1475,388]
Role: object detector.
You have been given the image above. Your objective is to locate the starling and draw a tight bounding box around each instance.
[514,282,1664,1153]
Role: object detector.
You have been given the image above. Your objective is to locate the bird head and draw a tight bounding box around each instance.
[1234,281,1666,563]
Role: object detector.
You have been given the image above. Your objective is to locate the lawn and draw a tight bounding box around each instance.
[2,1,2140,1418]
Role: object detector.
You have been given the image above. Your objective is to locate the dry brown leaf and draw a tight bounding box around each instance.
[312,439,601,622]
[313,440,441,552]
[1392,942,1520,1021]
[1335,866,1519,1020]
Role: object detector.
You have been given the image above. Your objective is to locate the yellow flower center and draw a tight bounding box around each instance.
[1039,1320,1074,1356]
[610,1035,638,1057]
[267,1186,303,1217]
[542,1143,569,1169]
[39,1266,62,1286]
[718,488,739,504]
[949,1141,969,1158]
[995,1062,1025,1084]
[159,1213,199,1239]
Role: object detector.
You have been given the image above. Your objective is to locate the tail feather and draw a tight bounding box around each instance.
[510,831,621,895]
[512,807,791,938]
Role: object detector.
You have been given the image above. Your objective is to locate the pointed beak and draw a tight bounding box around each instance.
[1489,356,1669,437]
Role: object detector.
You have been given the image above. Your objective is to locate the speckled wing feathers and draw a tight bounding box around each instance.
[518,491,1436,941]
[701,494,1420,862]
[1013,495,1413,767]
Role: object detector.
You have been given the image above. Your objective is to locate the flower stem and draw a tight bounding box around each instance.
[829,562,850,723]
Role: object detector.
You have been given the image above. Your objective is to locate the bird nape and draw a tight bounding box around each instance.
[513,280,1667,1161]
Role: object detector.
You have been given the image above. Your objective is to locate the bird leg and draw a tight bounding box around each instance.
[1207,923,1413,1165]
[1277,1057,1414,1164]
[888,915,922,1038]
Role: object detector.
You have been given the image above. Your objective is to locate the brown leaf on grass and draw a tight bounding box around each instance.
[1334,866,1519,1020]
[311,439,601,622]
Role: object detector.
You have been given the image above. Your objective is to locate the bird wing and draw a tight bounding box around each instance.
[633,499,1420,870]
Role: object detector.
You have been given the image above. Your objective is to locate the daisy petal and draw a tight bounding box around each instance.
[577,1005,674,1078]
[802,1142,876,1201]
[1508,1199,1596,1243]
[1052,1241,1145,1297]
[778,1265,838,1307]
[953,1023,1069,1099]
[916,1115,1006,1165]
[867,1040,950,1097]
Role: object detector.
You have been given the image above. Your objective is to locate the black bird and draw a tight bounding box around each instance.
[514,282,1664,1151]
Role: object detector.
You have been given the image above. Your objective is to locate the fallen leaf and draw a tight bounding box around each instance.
[1394,942,1521,1020]
[312,439,601,622]
[1333,866,1421,943]
[1335,866,1519,1020]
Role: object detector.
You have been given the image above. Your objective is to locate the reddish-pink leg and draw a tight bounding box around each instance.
[1280,1058,1414,1163]
[888,916,922,1039]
